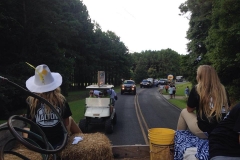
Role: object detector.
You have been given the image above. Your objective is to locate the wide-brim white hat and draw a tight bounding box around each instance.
[26,64,62,93]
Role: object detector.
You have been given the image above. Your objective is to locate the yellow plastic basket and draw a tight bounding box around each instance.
[149,143,174,160]
[148,128,175,145]
[148,128,175,160]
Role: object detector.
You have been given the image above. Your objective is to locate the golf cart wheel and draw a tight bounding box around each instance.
[79,119,88,133]
[121,91,123,95]
[105,118,113,134]
[133,91,136,95]
[113,113,117,125]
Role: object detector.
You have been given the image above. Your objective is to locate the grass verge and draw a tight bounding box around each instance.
[163,82,192,110]
[69,99,85,123]
[169,98,187,110]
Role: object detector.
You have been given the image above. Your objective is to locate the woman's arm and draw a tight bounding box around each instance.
[65,116,82,134]
[64,117,69,127]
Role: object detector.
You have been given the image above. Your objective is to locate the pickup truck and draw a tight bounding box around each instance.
[147,78,154,87]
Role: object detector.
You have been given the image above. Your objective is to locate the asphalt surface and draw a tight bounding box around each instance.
[107,86,181,146]
[83,86,182,145]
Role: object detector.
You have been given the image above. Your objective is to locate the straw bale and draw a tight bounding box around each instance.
[4,132,113,160]
[4,143,42,160]
[59,132,113,160]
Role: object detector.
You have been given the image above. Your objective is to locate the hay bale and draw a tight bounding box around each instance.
[4,143,42,160]
[60,132,113,160]
[4,132,113,160]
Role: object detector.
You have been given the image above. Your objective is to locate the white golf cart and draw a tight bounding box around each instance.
[78,84,117,134]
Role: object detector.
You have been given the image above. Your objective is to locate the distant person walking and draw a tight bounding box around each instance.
[159,84,164,94]
[168,85,173,99]
[165,84,169,93]
[172,85,176,98]
[185,86,190,98]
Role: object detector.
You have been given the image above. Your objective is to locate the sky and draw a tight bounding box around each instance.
[82,0,189,55]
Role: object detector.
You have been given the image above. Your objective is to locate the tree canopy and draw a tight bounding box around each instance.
[130,49,181,83]
[179,0,240,101]
[0,0,131,118]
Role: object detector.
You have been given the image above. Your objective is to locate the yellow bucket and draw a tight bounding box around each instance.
[148,128,175,145]
[148,128,175,160]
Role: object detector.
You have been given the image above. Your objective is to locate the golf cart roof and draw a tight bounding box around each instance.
[86,84,114,90]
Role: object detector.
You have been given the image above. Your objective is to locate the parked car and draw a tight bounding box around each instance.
[156,79,168,87]
[140,79,152,88]
[121,80,136,95]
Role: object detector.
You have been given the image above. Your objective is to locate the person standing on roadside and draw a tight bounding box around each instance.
[165,84,169,93]
[159,84,164,94]
[185,86,190,98]
[172,85,176,98]
[168,85,173,99]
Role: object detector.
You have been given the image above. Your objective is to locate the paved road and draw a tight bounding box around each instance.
[107,86,181,145]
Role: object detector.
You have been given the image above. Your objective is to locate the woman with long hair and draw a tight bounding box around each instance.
[25,64,81,148]
[177,65,231,138]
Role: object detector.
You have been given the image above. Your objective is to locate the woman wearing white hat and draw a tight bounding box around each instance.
[25,64,81,148]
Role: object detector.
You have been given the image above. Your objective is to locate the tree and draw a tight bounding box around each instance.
[131,49,181,83]
[206,0,240,100]
[0,0,132,118]
[179,0,213,84]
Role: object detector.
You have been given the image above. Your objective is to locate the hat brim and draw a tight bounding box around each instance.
[26,72,62,93]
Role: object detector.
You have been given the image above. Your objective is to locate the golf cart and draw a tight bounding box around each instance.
[78,84,117,134]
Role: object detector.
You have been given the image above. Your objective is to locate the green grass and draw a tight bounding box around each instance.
[66,90,87,102]
[162,82,192,96]
[175,82,192,96]
[169,98,188,110]
[68,99,85,123]
[168,82,192,109]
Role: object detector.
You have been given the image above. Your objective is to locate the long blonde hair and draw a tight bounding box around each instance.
[196,65,229,121]
[26,87,66,118]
